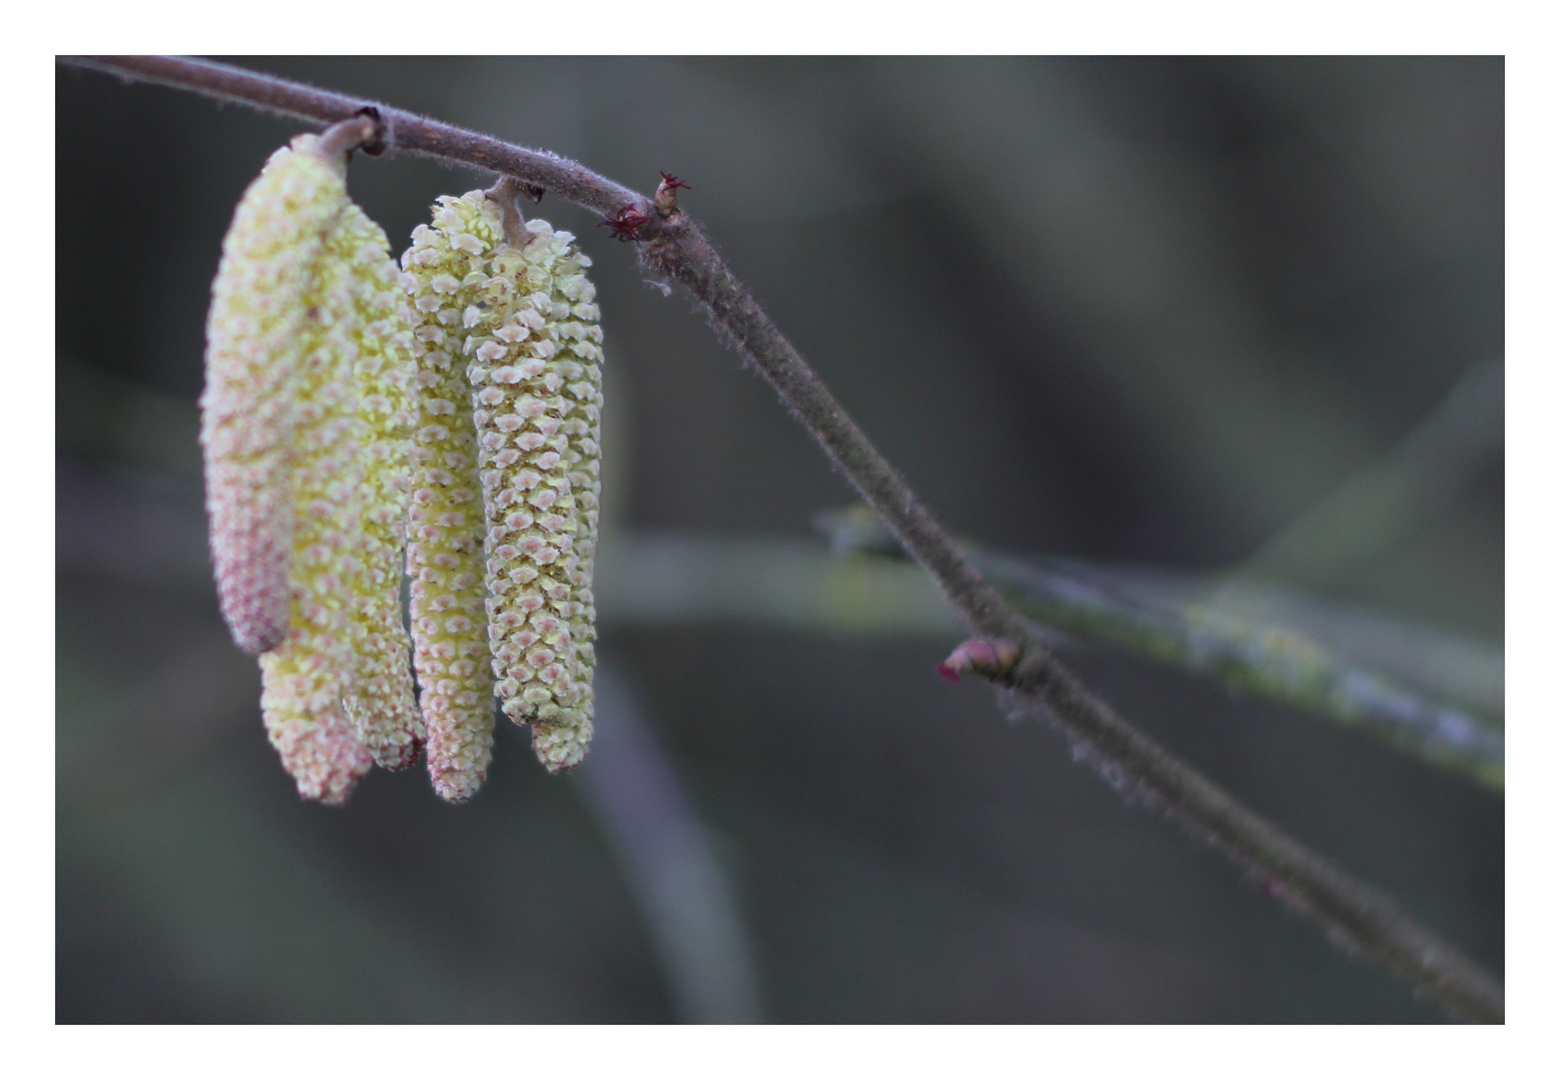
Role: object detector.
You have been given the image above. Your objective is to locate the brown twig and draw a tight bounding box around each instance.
[58,55,1504,1023]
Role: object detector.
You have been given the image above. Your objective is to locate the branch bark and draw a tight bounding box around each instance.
[59,55,1504,1023]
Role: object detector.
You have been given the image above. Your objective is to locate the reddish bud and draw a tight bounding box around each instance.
[937,638,1023,683]
[654,173,691,216]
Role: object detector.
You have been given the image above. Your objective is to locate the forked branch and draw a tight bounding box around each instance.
[59,55,1503,1023]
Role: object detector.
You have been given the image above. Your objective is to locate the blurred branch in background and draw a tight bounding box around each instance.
[816,506,1502,790]
[57,354,203,481]
[57,459,766,1022]
[812,494,1502,722]
[596,530,960,638]
[981,552,1502,789]
[57,352,1504,791]
[56,352,201,477]
[578,665,766,1023]
[1223,359,1504,591]
[1164,575,1503,723]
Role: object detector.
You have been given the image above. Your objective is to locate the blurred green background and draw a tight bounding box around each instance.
[56,56,1502,1023]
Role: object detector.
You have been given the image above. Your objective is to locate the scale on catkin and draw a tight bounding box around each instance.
[201,132,421,804]
[402,190,604,801]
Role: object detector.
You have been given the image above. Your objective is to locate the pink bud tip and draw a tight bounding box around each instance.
[937,637,1022,684]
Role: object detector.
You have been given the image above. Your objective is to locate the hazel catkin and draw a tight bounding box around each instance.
[201,135,349,655]
[205,130,426,804]
[467,219,602,773]
[400,192,506,802]
[334,203,425,771]
[252,139,378,805]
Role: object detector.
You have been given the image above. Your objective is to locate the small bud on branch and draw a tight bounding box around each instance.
[936,638,1023,684]
[654,172,690,216]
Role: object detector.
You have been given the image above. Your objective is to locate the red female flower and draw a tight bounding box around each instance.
[599,205,652,242]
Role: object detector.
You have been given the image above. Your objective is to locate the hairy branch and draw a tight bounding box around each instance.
[59,55,1503,1023]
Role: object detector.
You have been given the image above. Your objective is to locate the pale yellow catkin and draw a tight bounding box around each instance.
[467,220,602,773]
[201,137,348,655]
[334,203,425,771]
[400,192,505,802]
[254,140,376,805]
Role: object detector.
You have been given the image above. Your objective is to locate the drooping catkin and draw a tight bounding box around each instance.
[201,136,349,655]
[335,203,425,771]
[468,220,602,773]
[255,141,377,804]
[400,192,505,802]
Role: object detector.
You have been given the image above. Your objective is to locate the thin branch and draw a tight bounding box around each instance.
[58,55,1504,1023]
[63,55,644,216]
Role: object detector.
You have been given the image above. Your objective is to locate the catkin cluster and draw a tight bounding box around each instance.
[202,132,421,804]
[203,139,606,805]
[401,193,603,796]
